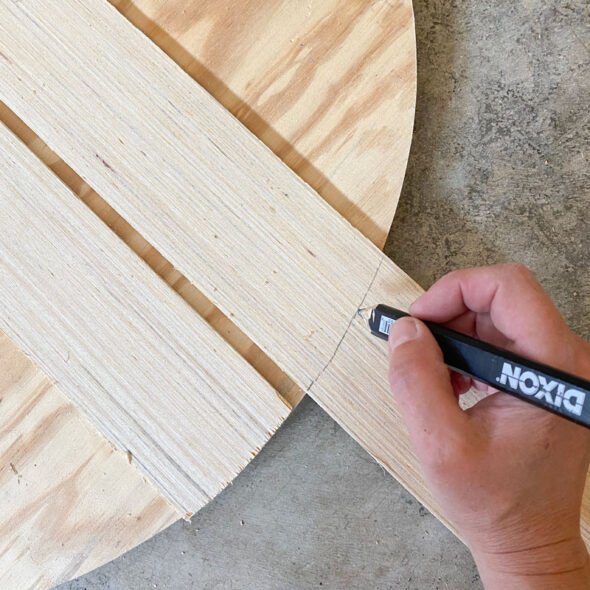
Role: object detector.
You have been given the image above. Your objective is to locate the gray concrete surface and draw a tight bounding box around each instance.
[60,1,589,588]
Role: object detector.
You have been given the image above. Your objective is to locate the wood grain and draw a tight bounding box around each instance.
[112,0,417,248]
[1,10,589,590]
[0,103,303,408]
[0,0,384,389]
[0,123,289,512]
[0,333,179,588]
[0,0,443,542]
[0,0,417,585]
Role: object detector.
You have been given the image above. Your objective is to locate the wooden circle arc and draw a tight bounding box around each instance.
[0,0,416,586]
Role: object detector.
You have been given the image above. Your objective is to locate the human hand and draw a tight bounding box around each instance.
[387,264,590,589]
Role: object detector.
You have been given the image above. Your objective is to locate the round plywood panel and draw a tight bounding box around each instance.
[0,0,416,586]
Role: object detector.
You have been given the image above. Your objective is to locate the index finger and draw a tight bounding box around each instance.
[409,263,571,363]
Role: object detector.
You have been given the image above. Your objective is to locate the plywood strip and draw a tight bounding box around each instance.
[0,333,179,588]
[0,123,288,512]
[0,0,382,390]
[0,101,303,408]
[0,0,440,527]
[310,257,448,526]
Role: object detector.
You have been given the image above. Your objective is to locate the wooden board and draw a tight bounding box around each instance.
[0,0,431,533]
[0,0,417,586]
[1,0,410,388]
[112,0,416,248]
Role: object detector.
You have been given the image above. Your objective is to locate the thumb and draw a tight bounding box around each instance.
[388,317,469,453]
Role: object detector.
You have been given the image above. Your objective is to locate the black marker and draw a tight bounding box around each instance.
[368,304,590,430]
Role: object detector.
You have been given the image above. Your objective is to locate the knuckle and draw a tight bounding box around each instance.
[503,262,535,281]
[443,268,464,284]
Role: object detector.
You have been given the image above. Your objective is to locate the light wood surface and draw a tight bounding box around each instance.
[0,0,436,543]
[112,0,416,248]
[1,0,397,389]
[1,5,589,590]
[0,333,179,589]
[0,122,290,511]
[0,0,417,586]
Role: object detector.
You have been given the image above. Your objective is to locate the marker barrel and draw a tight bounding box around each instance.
[369,304,590,430]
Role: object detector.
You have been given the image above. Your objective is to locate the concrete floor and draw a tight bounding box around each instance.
[60,1,589,588]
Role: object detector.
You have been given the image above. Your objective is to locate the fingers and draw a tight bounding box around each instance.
[410,263,571,363]
[388,317,469,455]
[443,309,477,337]
[450,371,473,397]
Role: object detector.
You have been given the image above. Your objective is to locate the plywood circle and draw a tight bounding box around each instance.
[0,0,416,587]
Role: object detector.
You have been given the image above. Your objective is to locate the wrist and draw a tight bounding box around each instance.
[471,535,590,590]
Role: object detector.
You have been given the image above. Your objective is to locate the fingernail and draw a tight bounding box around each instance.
[388,317,419,351]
